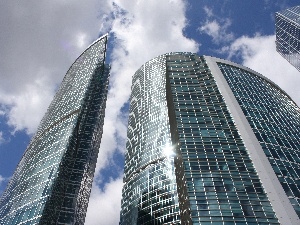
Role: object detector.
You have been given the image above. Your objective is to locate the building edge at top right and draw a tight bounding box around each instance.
[276,5,300,72]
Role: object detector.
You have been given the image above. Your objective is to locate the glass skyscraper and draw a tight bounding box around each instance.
[0,34,109,224]
[119,53,300,225]
[275,5,300,72]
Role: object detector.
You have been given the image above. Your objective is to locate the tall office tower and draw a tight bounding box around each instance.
[0,34,109,224]
[275,5,300,72]
[119,53,300,225]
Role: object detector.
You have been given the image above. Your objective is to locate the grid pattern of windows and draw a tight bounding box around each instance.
[218,63,300,218]
[121,52,299,224]
[0,35,109,224]
[120,55,181,225]
[276,5,300,71]
[167,53,279,224]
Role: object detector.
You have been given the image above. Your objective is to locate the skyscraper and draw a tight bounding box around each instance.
[0,34,109,224]
[119,53,300,225]
[275,5,300,72]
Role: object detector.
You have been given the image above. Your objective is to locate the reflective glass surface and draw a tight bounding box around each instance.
[167,54,279,224]
[276,5,300,71]
[0,36,109,224]
[218,62,300,218]
[120,55,181,225]
[120,52,284,225]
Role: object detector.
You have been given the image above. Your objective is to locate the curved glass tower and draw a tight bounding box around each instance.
[120,55,181,225]
[120,53,300,225]
[0,34,109,224]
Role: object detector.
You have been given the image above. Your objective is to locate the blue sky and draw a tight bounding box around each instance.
[0,1,299,224]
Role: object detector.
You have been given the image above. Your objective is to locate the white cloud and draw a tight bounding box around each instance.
[203,5,214,17]
[0,0,111,134]
[0,175,9,194]
[75,32,89,50]
[0,132,4,144]
[199,7,234,44]
[0,175,7,186]
[224,34,300,105]
[199,18,234,44]
[85,177,123,225]
[0,70,55,134]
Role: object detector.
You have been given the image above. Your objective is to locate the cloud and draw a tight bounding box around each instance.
[0,72,55,134]
[0,109,4,141]
[203,5,214,17]
[0,0,111,135]
[0,175,9,194]
[0,132,4,144]
[85,177,123,225]
[223,34,300,105]
[198,6,234,44]
[0,175,4,184]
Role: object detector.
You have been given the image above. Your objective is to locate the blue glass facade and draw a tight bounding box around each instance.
[120,55,181,225]
[0,35,109,224]
[120,52,300,224]
[218,63,300,218]
[275,5,300,71]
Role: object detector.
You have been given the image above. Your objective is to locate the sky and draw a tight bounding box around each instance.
[0,1,299,224]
